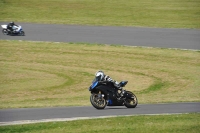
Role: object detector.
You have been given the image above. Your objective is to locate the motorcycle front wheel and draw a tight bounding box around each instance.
[20,31,25,36]
[90,93,106,109]
[124,91,138,108]
[2,29,8,35]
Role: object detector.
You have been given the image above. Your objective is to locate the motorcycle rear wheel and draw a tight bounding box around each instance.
[90,93,106,109]
[2,29,8,35]
[124,91,138,108]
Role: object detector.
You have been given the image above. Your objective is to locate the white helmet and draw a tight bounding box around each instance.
[95,70,104,81]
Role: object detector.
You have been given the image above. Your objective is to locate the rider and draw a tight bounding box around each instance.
[95,70,124,97]
[7,22,17,33]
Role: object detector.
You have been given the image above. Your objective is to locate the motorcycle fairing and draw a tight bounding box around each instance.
[95,85,123,106]
[89,81,98,91]
[1,25,7,29]
[95,85,111,99]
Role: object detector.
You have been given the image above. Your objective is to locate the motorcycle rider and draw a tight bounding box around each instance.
[7,22,17,33]
[95,70,124,98]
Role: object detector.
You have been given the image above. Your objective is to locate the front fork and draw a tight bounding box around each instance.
[98,91,105,99]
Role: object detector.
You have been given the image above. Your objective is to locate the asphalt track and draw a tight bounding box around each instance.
[0,103,200,126]
[0,22,200,50]
[0,22,200,125]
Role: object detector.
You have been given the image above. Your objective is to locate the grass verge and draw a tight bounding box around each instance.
[0,113,199,133]
[0,0,200,28]
[0,40,199,109]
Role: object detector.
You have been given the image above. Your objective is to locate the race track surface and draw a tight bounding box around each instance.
[0,22,199,125]
[0,22,200,50]
[0,102,200,126]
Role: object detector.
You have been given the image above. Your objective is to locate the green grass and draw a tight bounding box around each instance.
[0,40,199,109]
[0,0,200,28]
[0,0,199,131]
[0,113,200,133]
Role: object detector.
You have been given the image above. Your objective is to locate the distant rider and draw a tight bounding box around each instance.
[7,22,17,33]
[95,70,124,97]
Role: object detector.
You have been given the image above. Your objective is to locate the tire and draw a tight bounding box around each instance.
[124,91,138,108]
[20,31,25,36]
[90,93,106,109]
[2,29,8,35]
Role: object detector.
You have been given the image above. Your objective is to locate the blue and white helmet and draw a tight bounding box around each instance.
[95,70,104,81]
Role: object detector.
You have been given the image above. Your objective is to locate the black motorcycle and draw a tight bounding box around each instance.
[89,77,138,109]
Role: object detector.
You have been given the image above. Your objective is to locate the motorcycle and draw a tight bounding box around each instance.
[1,24,25,36]
[89,77,138,109]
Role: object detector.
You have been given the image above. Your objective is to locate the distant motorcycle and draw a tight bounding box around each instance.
[1,24,25,36]
[88,77,138,109]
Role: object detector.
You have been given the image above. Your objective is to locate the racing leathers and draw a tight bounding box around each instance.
[95,70,124,98]
[7,22,17,33]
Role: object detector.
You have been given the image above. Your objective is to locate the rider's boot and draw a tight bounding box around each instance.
[117,88,125,100]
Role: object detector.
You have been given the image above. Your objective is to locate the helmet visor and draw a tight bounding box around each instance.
[95,75,102,81]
